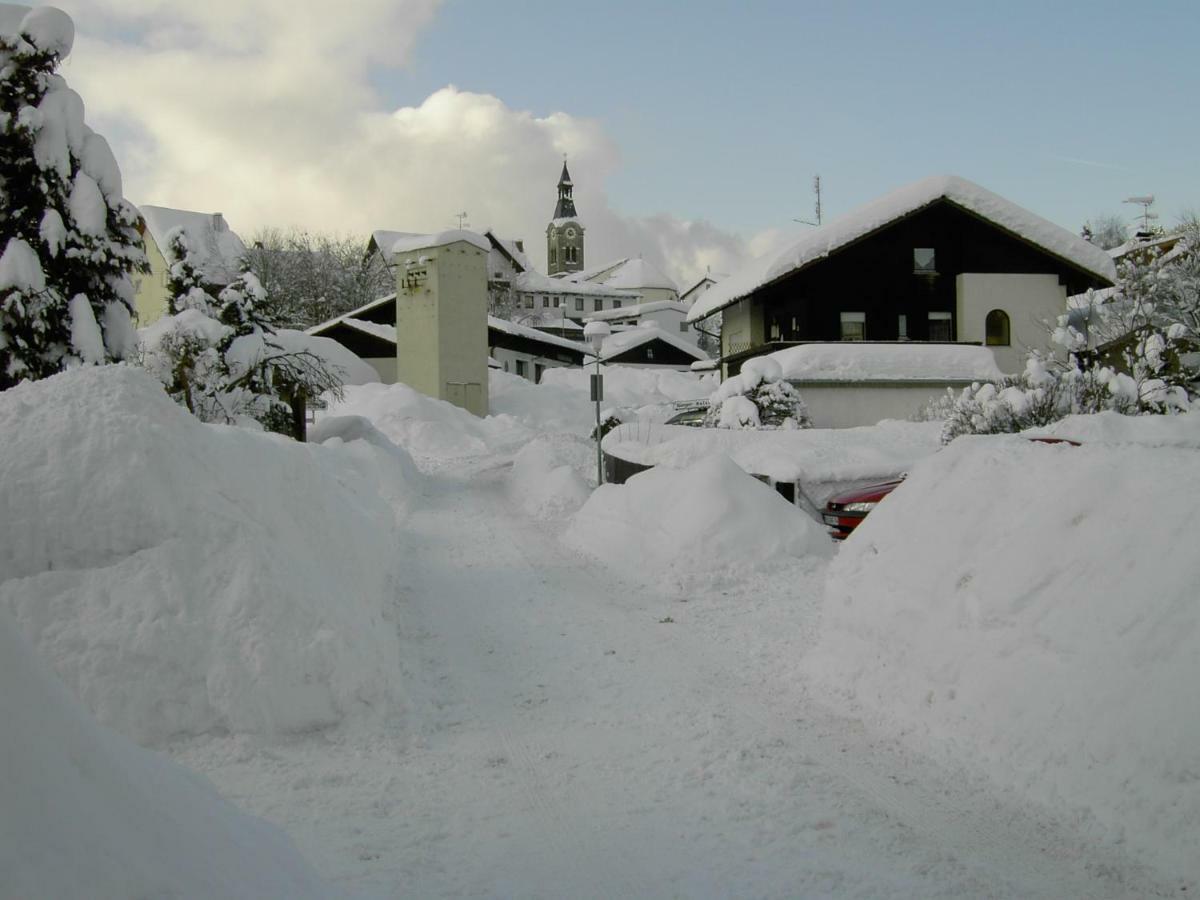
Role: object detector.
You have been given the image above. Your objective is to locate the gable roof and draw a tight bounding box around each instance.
[368,228,491,264]
[515,268,637,299]
[584,299,691,322]
[566,256,677,292]
[139,205,246,286]
[687,175,1118,323]
[483,230,532,274]
[598,324,709,363]
[679,273,720,303]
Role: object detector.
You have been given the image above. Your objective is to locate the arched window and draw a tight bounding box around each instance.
[986,309,1010,346]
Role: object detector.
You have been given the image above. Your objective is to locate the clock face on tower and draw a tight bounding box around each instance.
[565,228,576,239]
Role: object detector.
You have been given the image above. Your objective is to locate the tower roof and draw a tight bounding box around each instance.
[558,161,572,187]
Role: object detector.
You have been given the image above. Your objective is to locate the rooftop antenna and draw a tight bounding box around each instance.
[793,175,822,227]
[1122,195,1157,233]
[454,211,470,230]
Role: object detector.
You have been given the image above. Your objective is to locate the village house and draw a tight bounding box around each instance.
[688,175,1116,381]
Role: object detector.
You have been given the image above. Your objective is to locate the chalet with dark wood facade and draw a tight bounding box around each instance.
[687,176,1117,376]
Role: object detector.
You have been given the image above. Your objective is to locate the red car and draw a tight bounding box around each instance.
[823,437,1080,540]
[822,479,903,540]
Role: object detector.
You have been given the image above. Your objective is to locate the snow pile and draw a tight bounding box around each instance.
[803,433,1200,882]
[689,174,1116,322]
[1031,408,1200,447]
[603,419,941,488]
[509,434,595,518]
[0,604,328,899]
[564,454,832,591]
[309,414,425,510]
[769,342,1003,383]
[0,366,405,746]
[324,379,534,461]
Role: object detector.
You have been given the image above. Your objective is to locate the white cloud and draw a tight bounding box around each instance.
[57,0,761,287]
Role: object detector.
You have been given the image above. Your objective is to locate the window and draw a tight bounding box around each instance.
[515,359,527,378]
[986,309,1011,346]
[646,347,655,360]
[613,300,622,309]
[553,296,560,308]
[680,321,689,333]
[541,296,548,308]
[594,298,603,312]
[575,298,584,311]
[913,248,936,273]
[503,361,509,372]
[840,311,866,341]
[524,295,534,309]
[898,314,908,340]
[549,248,556,265]
[535,363,545,383]
[928,311,952,341]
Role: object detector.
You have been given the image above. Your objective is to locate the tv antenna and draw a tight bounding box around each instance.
[793,175,822,227]
[1122,195,1158,233]
[454,211,470,230]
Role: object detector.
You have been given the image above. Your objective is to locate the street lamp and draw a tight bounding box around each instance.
[582,320,611,486]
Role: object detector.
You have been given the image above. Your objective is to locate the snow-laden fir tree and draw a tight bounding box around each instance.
[141,231,345,439]
[0,7,144,390]
[703,356,811,429]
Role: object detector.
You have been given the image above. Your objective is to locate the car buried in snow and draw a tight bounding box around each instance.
[823,436,1082,540]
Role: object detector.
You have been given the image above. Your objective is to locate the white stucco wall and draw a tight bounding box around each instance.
[395,240,489,416]
[955,273,1065,375]
[133,231,171,326]
[362,356,398,384]
[791,381,970,428]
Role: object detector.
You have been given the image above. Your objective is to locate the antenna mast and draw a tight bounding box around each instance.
[793,175,823,227]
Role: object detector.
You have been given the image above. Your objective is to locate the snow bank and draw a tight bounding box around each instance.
[509,434,594,518]
[308,414,425,510]
[0,604,328,900]
[0,366,405,746]
[564,454,832,591]
[323,380,533,461]
[803,433,1200,882]
[602,419,941,487]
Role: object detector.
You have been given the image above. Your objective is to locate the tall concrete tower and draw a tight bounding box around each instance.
[393,231,489,416]
[546,160,584,276]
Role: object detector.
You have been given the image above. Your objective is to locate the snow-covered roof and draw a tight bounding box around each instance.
[305,293,397,337]
[599,324,710,363]
[601,257,678,292]
[484,231,532,274]
[548,217,583,229]
[688,175,1119,323]
[339,317,396,344]
[768,343,1003,383]
[139,205,246,286]
[487,315,590,355]
[679,273,720,303]
[584,300,692,322]
[515,269,637,299]
[390,229,491,257]
[1107,232,1186,261]
[561,257,629,284]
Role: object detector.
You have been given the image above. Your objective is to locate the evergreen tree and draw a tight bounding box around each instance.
[0,7,144,389]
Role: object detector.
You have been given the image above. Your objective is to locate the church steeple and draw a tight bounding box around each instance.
[553,160,578,220]
[547,158,584,276]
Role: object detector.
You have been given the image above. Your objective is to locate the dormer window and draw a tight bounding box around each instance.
[913,248,936,274]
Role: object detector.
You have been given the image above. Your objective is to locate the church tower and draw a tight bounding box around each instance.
[546,160,584,276]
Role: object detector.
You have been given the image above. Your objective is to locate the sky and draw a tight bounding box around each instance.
[52,0,1200,286]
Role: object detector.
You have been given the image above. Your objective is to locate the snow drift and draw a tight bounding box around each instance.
[0,604,329,900]
[508,433,595,518]
[564,453,832,591]
[803,430,1200,882]
[0,366,406,746]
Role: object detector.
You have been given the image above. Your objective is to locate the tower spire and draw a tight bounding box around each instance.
[554,156,577,219]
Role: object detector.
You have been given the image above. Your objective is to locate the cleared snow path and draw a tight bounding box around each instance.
[178,463,1172,898]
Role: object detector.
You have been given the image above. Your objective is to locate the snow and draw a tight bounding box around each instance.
[688,175,1119,322]
[769,342,1005,382]
[515,267,636,298]
[12,4,73,57]
[68,170,107,235]
[79,129,123,200]
[598,322,709,363]
[584,298,692,321]
[0,366,407,746]
[389,228,492,256]
[67,292,103,363]
[139,205,246,286]
[31,80,85,182]
[509,434,594,518]
[38,208,65,256]
[598,256,678,292]
[802,432,1200,884]
[0,237,47,292]
[488,313,590,355]
[565,453,832,592]
[0,603,330,900]
[603,418,942,486]
[226,327,381,386]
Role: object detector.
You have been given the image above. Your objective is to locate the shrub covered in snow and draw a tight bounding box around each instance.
[140,230,347,437]
[0,6,145,389]
[0,366,407,746]
[704,357,811,429]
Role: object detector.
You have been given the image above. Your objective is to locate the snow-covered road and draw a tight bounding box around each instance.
[177,464,1169,898]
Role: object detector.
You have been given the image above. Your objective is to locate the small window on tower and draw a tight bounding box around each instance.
[549,248,557,265]
[913,248,936,274]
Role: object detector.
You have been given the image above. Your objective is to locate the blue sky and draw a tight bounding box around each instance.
[390,0,1199,238]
